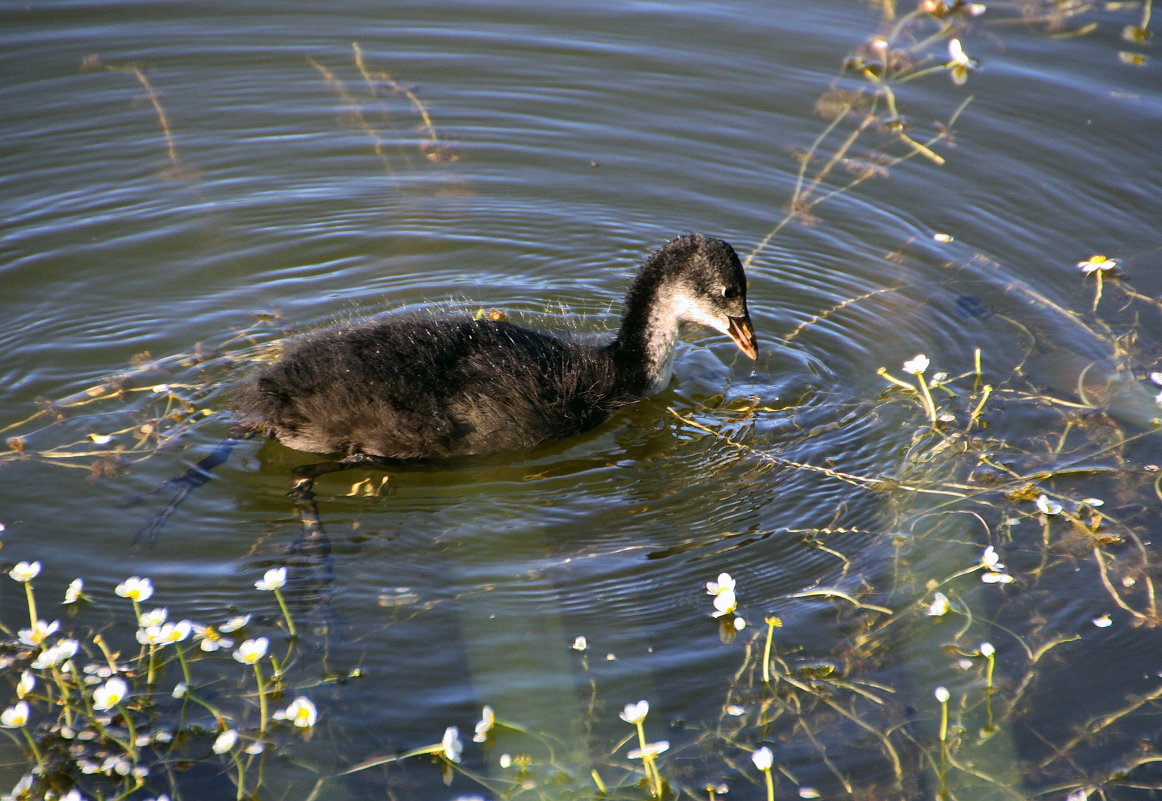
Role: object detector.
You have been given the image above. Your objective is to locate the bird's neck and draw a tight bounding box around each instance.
[608,278,683,398]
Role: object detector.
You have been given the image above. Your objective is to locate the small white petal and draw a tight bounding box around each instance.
[926,591,951,617]
[212,729,238,754]
[9,561,41,583]
[903,354,930,374]
[441,726,463,763]
[619,700,650,724]
[752,745,774,771]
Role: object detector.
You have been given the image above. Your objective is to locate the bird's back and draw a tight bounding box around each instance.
[235,315,622,459]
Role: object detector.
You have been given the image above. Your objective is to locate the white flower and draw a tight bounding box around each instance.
[162,620,192,644]
[232,637,269,665]
[705,572,735,595]
[191,623,233,652]
[9,561,41,583]
[980,546,1014,583]
[934,686,950,703]
[63,578,84,604]
[926,591,951,617]
[89,433,113,445]
[137,626,164,646]
[93,677,129,711]
[571,635,587,651]
[218,615,251,633]
[619,700,649,725]
[948,39,974,85]
[139,607,168,627]
[473,705,495,742]
[1077,255,1117,274]
[1,700,30,728]
[441,726,463,763]
[31,638,78,669]
[1035,494,1062,515]
[17,670,34,698]
[255,567,287,592]
[628,740,670,759]
[979,642,995,657]
[903,354,930,374]
[1066,787,1092,801]
[1092,614,1113,628]
[276,696,318,728]
[115,577,154,602]
[18,619,59,647]
[733,616,747,631]
[138,620,191,647]
[172,682,189,699]
[211,728,238,754]
[1151,372,1162,386]
[752,745,774,771]
[711,588,738,618]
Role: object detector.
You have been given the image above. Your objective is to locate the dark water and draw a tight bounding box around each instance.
[2,1,1161,799]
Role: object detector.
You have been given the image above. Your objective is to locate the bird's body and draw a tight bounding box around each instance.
[234,234,757,460]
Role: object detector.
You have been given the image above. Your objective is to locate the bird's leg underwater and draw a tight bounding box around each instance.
[134,425,255,546]
[285,454,393,603]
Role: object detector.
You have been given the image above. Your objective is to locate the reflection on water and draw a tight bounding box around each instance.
[2,0,1161,799]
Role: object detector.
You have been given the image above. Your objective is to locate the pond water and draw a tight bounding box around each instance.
[2,1,1161,799]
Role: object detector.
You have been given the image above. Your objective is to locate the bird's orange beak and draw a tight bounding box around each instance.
[727,314,758,360]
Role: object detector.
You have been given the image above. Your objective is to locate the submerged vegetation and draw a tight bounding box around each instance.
[3,1,1161,799]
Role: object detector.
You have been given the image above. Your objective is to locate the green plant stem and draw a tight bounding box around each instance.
[914,373,938,424]
[176,642,193,688]
[50,665,74,729]
[118,703,139,761]
[254,663,269,736]
[19,726,46,772]
[146,643,158,686]
[23,582,38,630]
[763,767,776,801]
[232,751,247,801]
[272,587,297,639]
[937,696,949,799]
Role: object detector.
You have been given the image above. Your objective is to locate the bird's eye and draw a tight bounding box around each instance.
[721,286,739,300]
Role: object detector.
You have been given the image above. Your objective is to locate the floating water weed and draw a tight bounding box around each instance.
[0,563,318,799]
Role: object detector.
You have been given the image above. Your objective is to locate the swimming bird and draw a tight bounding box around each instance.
[136,233,756,544]
[233,232,757,460]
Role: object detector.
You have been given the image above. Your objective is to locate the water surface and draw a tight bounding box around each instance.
[2,1,1161,799]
